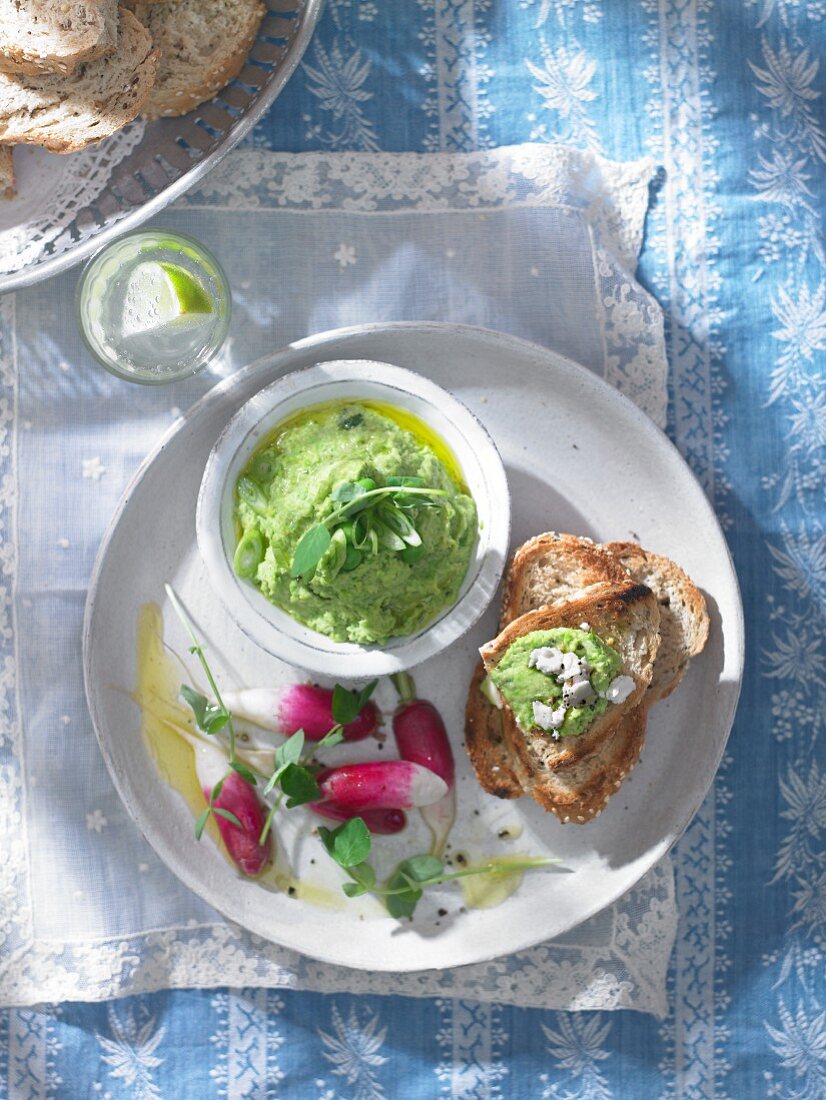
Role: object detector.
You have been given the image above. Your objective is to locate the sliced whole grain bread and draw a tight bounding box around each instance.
[465,531,709,822]
[0,8,156,153]
[128,0,265,119]
[602,541,709,702]
[0,1,118,77]
[500,532,630,627]
[465,657,648,822]
[0,146,15,198]
[480,582,660,778]
[529,702,648,821]
[466,532,649,819]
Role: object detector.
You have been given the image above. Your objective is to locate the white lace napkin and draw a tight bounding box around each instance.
[0,124,145,275]
[0,144,675,1016]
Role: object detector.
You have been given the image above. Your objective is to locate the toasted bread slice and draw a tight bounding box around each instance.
[501,533,630,626]
[466,533,647,819]
[129,0,265,119]
[0,1,118,77]
[0,146,14,198]
[603,542,709,702]
[531,704,647,821]
[0,9,156,153]
[464,659,523,800]
[466,657,648,822]
[480,582,660,781]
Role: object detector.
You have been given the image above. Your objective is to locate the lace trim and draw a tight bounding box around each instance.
[0,860,674,1016]
[0,123,145,275]
[184,146,653,266]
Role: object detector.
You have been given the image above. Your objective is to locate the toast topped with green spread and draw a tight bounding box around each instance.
[465,531,709,822]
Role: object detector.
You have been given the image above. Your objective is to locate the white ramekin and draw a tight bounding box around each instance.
[196,359,510,678]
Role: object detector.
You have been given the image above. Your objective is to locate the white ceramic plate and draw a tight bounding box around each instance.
[196,359,510,677]
[83,322,744,973]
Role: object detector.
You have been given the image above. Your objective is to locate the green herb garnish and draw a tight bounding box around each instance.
[257,679,378,845]
[318,817,557,917]
[290,478,448,580]
[165,581,376,847]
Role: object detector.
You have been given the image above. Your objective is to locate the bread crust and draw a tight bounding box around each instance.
[533,705,648,822]
[0,146,15,199]
[501,532,630,627]
[464,660,524,800]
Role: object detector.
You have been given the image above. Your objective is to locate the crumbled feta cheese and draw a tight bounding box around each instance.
[579,622,590,631]
[603,674,635,704]
[563,675,597,708]
[529,646,564,675]
[559,650,583,680]
[480,676,504,709]
[532,700,566,731]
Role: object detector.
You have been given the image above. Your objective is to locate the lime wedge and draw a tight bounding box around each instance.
[121,261,214,338]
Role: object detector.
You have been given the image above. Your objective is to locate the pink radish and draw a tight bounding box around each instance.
[309,803,408,835]
[316,761,448,812]
[222,684,379,742]
[391,671,456,857]
[186,733,272,877]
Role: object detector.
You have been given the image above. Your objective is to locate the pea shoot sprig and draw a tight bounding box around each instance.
[165,582,376,845]
[289,476,448,580]
[165,584,255,838]
[257,680,377,846]
[318,817,558,918]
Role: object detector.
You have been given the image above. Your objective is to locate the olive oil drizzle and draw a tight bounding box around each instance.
[250,398,468,491]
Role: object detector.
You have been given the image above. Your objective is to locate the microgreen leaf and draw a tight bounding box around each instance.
[331,680,377,726]
[210,777,225,803]
[180,684,209,728]
[194,808,211,841]
[384,869,423,919]
[290,524,331,578]
[332,481,362,502]
[263,730,306,795]
[319,817,372,869]
[342,882,367,897]
[204,711,230,734]
[315,725,345,750]
[166,585,239,766]
[399,855,444,882]
[229,760,258,786]
[213,808,243,828]
[350,862,376,888]
[331,684,361,725]
[317,826,336,856]
[276,730,305,769]
[279,764,321,808]
[385,476,425,487]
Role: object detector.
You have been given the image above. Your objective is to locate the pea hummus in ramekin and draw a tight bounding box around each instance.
[232,399,479,645]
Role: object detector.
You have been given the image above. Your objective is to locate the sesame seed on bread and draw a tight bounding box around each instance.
[128,0,265,119]
[0,1,118,77]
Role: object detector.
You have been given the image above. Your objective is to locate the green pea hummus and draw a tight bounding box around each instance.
[489,627,621,737]
[233,401,478,644]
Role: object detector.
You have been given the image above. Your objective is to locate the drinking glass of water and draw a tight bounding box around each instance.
[76,229,231,384]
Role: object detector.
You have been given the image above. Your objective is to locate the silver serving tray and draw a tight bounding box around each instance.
[0,0,323,293]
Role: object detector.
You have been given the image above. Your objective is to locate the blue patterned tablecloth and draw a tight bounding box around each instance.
[3,2,825,1097]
